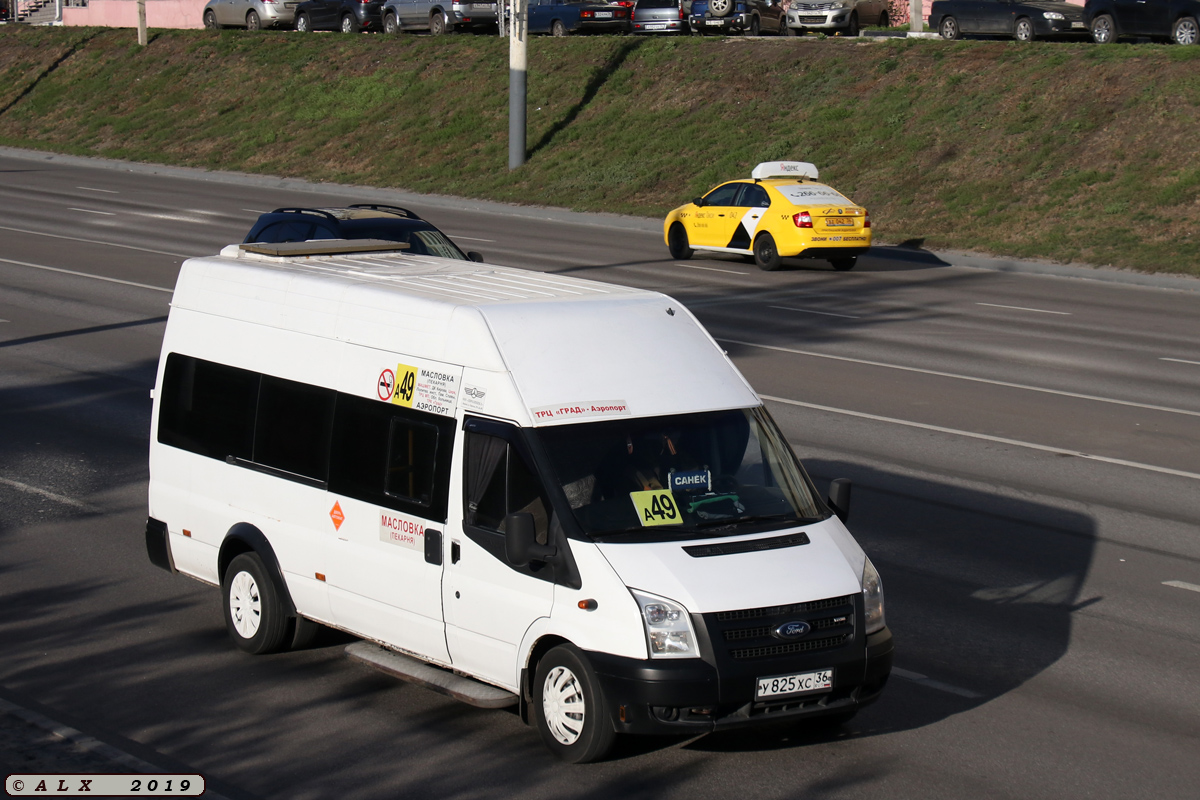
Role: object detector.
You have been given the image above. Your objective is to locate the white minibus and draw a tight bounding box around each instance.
[146,240,892,762]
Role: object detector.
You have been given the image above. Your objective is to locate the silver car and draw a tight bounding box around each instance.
[202,0,300,29]
[381,0,498,33]
[784,0,890,35]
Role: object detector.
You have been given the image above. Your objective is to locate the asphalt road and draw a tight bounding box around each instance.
[1,148,1198,800]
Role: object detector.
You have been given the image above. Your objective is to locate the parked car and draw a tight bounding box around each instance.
[243,205,482,262]
[1084,0,1200,43]
[689,0,786,35]
[664,161,870,271]
[381,0,497,34]
[632,0,690,33]
[572,0,633,31]
[526,0,584,34]
[202,0,299,29]
[932,0,1088,40]
[294,0,385,31]
[784,0,889,36]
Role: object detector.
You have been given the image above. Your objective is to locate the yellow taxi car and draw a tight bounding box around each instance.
[664,161,871,271]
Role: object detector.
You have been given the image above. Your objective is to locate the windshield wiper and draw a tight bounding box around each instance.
[689,513,798,532]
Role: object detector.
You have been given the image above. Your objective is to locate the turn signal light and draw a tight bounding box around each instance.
[793,211,813,228]
[864,210,871,228]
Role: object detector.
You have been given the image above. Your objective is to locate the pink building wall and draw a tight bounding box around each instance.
[63,0,209,29]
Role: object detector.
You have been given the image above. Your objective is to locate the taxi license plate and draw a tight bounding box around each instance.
[825,217,855,227]
[595,10,613,16]
[706,19,724,25]
[756,669,833,699]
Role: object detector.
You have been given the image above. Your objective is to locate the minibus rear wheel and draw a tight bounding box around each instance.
[532,644,617,763]
[222,553,290,655]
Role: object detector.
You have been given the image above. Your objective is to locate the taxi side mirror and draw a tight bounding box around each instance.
[693,196,707,207]
[505,512,557,567]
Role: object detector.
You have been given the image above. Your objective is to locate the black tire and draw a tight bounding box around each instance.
[939,15,958,39]
[1014,16,1033,41]
[296,12,311,31]
[384,12,400,34]
[754,233,782,271]
[784,22,797,36]
[744,15,760,36]
[667,223,693,259]
[341,13,359,33]
[831,257,857,271]
[1172,16,1199,45]
[532,645,617,763]
[203,9,220,29]
[551,18,567,36]
[246,9,261,30]
[847,12,858,36]
[430,11,447,35]
[1090,13,1115,43]
[709,0,733,18]
[222,553,290,655]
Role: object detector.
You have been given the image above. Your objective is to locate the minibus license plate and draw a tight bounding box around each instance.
[825,217,854,227]
[756,669,833,699]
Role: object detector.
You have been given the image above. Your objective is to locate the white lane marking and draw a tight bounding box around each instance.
[675,263,749,275]
[1163,580,1200,593]
[68,207,117,216]
[976,302,1071,316]
[721,338,1200,419]
[1161,357,1200,366]
[891,667,983,699]
[241,208,269,214]
[76,186,119,194]
[447,234,496,242]
[0,476,95,511]
[761,395,1200,482]
[769,305,860,320]
[0,224,192,258]
[0,257,173,293]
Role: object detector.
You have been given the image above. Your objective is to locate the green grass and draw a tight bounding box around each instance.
[2,26,1200,275]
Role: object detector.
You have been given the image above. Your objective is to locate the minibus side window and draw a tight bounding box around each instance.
[158,353,257,461]
[464,432,549,545]
[328,394,455,521]
[253,376,335,481]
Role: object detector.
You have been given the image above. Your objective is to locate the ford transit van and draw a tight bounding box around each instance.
[146,240,892,762]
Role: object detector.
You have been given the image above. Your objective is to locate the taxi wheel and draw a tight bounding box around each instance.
[939,15,959,39]
[831,257,857,272]
[753,233,782,271]
[667,224,693,260]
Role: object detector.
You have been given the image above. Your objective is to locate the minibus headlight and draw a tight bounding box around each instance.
[862,557,885,635]
[631,589,700,659]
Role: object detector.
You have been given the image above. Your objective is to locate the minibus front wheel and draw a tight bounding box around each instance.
[532,644,617,763]
[222,553,290,655]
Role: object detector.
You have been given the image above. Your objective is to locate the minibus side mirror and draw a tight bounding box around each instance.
[827,478,852,524]
[505,512,557,567]
[467,251,484,263]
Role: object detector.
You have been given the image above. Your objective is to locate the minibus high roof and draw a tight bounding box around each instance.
[170,245,759,425]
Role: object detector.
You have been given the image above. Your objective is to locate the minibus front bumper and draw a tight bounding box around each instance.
[589,626,892,735]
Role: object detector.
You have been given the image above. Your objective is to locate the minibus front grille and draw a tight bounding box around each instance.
[705,594,856,661]
[729,634,851,660]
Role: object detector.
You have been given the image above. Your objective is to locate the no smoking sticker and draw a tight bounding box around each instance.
[377,369,395,402]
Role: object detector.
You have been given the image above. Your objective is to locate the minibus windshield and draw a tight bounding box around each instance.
[536,407,826,541]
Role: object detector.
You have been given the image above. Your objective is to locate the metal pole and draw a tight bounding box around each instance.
[909,0,921,32]
[138,0,147,45]
[508,0,527,170]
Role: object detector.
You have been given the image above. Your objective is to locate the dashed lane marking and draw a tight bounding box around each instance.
[761,395,1200,483]
[976,302,1071,315]
[769,305,861,319]
[76,186,119,194]
[1163,580,1200,593]
[0,225,192,258]
[1161,357,1200,367]
[721,338,1200,419]
[674,263,749,275]
[0,477,96,511]
[891,668,984,699]
[0,258,172,293]
[68,208,117,216]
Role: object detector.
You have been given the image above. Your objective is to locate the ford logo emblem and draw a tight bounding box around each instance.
[772,621,811,640]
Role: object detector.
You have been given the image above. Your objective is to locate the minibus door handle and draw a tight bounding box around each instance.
[425,529,442,566]
[451,540,461,564]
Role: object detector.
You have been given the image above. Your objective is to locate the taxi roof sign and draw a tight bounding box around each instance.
[751,161,820,181]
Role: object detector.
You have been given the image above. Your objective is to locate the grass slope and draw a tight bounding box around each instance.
[3,26,1199,275]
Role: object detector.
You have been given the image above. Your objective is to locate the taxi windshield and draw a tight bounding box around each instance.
[536,407,826,542]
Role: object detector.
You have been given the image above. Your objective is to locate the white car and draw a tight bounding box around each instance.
[784,0,889,35]
[202,0,299,29]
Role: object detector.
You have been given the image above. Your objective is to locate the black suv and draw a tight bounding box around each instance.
[243,205,482,262]
[294,0,386,32]
[1085,0,1200,43]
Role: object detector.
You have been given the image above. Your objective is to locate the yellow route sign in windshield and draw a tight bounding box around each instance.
[630,490,683,527]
